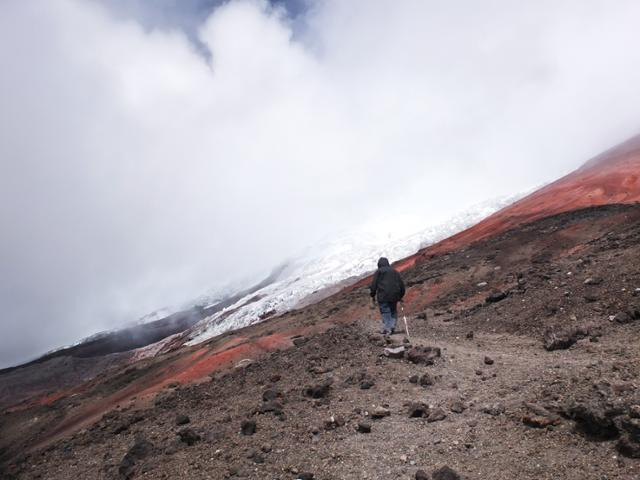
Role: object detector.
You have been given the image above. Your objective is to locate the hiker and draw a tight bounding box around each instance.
[370,257,405,335]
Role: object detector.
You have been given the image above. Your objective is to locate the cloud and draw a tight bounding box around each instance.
[1,0,640,366]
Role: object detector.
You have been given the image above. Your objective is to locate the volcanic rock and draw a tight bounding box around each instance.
[564,401,619,439]
[304,381,332,399]
[415,470,430,480]
[371,406,391,419]
[481,403,505,416]
[175,414,190,426]
[240,420,257,436]
[356,422,371,433]
[432,466,461,480]
[427,407,447,423]
[486,291,508,303]
[262,389,282,401]
[450,400,466,414]
[419,373,435,387]
[177,428,201,446]
[408,402,429,418]
[543,327,588,351]
[118,437,155,479]
[407,346,441,365]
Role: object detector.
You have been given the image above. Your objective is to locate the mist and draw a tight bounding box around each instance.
[1,0,640,367]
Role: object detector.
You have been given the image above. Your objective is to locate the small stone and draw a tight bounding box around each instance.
[297,473,314,480]
[484,356,494,365]
[408,402,428,418]
[371,406,391,419]
[241,420,256,436]
[481,403,505,416]
[356,422,371,433]
[292,336,307,346]
[262,389,281,401]
[419,373,435,387]
[465,331,474,339]
[177,428,201,446]
[450,400,466,414]
[415,470,430,480]
[175,414,190,426]
[400,454,408,462]
[427,407,447,423]
[432,466,461,480]
[409,375,419,384]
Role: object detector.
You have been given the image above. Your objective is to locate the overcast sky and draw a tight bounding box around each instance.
[1,0,640,367]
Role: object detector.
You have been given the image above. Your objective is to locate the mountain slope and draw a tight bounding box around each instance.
[2,134,640,479]
[4,203,640,480]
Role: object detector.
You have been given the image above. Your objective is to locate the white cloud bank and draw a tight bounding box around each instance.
[1,0,640,366]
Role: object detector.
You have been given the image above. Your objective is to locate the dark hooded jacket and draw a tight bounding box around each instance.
[370,257,405,303]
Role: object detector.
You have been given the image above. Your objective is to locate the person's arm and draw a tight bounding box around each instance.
[398,273,405,300]
[370,270,379,301]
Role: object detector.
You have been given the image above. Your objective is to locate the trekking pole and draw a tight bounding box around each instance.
[400,303,411,342]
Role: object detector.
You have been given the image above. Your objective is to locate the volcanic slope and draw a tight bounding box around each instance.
[3,203,640,480]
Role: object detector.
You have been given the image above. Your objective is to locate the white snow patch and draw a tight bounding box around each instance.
[186,189,533,346]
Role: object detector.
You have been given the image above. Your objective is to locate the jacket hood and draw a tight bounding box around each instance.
[377,257,390,268]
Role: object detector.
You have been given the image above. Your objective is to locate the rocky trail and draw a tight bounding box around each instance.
[3,204,640,479]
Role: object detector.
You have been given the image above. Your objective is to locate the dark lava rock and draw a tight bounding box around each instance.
[450,400,466,414]
[543,327,588,351]
[177,428,201,446]
[408,402,428,418]
[292,336,308,347]
[269,374,281,383]
[415,470,430,480]
[248,450,265,464]
[617,434,640,458]
[614,312,634,324]
[241,420,257,436]
[119,437,155,479]
[427,407,447,423]
[297,473,314,480]
[175,414,190,426]
[565,402,619,439]
[483,356,494,365]
[486,291,508,303]
[263,389,282,401]
[419,373,435,387]
[360,379,375,390]
[409,375,419,384]
[416,312,427,320]
[465,331,474,340]
[407,346,441,365]
[432,466,461,480]
[357,422,372,433]
[304,380,332,399]
[259,400,284,415]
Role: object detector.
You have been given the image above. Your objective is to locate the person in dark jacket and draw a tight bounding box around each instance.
[370,257,405,335]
